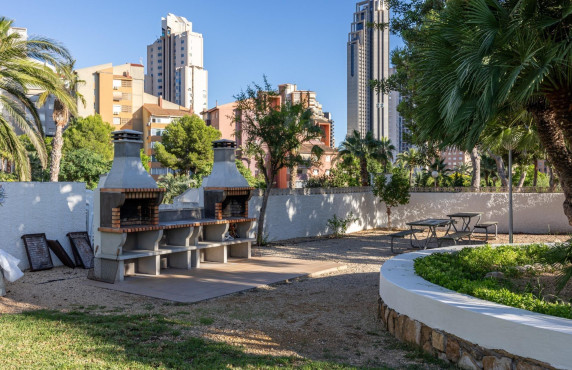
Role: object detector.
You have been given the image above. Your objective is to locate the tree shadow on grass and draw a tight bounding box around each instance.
[0,310,355,369]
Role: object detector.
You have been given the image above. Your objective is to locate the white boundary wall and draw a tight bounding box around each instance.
[249,189,571,241]
[0,182,86,270]
[379,245,572,369]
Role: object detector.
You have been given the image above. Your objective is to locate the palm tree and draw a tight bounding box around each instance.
[453,162,472,176]
[376,137,395,173]
[339,130,381,186]
[413,0,572,224]
[480,154,498,187]
[428,158,451,187]
[0,17,74,180]
[397,148,420,184]
[40,60,83,182]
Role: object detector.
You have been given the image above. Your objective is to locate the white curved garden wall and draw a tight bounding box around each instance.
[379,245,572,369]
[0,182,86,270]
[249,189,570,241]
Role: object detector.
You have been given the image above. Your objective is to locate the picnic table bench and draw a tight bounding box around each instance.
[437,231,472,247]
[388,229,424,254]
[474,221,498,240]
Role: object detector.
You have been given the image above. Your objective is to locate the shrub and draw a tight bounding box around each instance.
[414,244,572,319]
[327,212,358,238]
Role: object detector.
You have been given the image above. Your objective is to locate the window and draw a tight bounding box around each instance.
[158,66,162,70]
[113,104,121,115]
[158,53,162,56]
[112,80,121,90]
[158,46,162,50]
[39,113,45,121]
[158,73,162,76]
[158,85,162,89]
[181,54,184,57]
[313,170,319,176]
[326,155,331,162]
[113,117,121,125]
[181,47,185,50]
[158,79,162,82]
[181,40,185,44]
[181,61,184,64]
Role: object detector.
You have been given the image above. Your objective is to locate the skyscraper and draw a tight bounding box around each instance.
[347,0,390,140]
[145,13,208,114]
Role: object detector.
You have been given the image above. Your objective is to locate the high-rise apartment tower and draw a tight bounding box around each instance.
[347,1,390,140]
[145,14,208,114]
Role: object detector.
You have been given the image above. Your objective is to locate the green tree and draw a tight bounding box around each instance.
[140,149,150,172]
[373,167,411,229]
[156,173,200,204]
[154,115,220,176]
[412,0,572,224]
[235,159,264,188]
[59,148,111,189]
[0,17,75,180]
[62,115,113,160]
[234,77,324,245]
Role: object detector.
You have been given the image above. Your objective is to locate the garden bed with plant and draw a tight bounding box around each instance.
[414,243,572,319]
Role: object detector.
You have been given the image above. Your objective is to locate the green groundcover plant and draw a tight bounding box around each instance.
[414,244,572,319]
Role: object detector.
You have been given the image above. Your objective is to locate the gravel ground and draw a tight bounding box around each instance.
[0,230,564,368]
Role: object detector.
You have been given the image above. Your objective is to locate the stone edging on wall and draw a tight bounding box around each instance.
[379,245,572,369]
[378,298,555,369]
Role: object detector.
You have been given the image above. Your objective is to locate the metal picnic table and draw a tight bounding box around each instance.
[447,212,482,232]
[406,218,453,249]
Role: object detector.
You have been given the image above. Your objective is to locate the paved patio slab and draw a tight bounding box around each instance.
[85,257,345,303]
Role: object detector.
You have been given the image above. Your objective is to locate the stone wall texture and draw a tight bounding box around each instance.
[378,298,555,370]
[0,182,86,270]
[249,189,570,241]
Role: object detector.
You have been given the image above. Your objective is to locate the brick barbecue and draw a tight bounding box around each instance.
[204,140,254,220]
[92,133,255,283]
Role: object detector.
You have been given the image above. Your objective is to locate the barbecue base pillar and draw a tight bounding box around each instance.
[204,246,227,263]
[191,250,201,268]
[204,223,229,242]
[169,251,192,270]
[137,255,160,275]
[230,242,251,258]
[0,270,5,297]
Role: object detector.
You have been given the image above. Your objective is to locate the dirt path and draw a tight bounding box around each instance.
[0,230,563,368]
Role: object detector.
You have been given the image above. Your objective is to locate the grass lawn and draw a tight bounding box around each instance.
[0,310,358,369]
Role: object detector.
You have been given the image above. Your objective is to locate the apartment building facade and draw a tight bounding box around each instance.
[76,63,146,131]
[145,13,208,115]
[347,0,390,141]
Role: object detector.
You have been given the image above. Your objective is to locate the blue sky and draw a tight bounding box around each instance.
[4,0,403,146]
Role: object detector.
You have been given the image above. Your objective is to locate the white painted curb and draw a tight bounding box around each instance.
[379,244,572,369]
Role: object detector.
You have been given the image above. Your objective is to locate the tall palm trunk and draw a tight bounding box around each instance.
[533,159,539,187]
[289,164,297,189]
[491,153,509,186]
[409,168,413,185]
[50,99,69,182]
[516,164,526,190]
[470,147,480,190]
[360,157,369,186]
[529,95,572,226]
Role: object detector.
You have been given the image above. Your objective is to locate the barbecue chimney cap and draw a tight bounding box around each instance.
[112,130,143,143]
[212,139,236,148]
